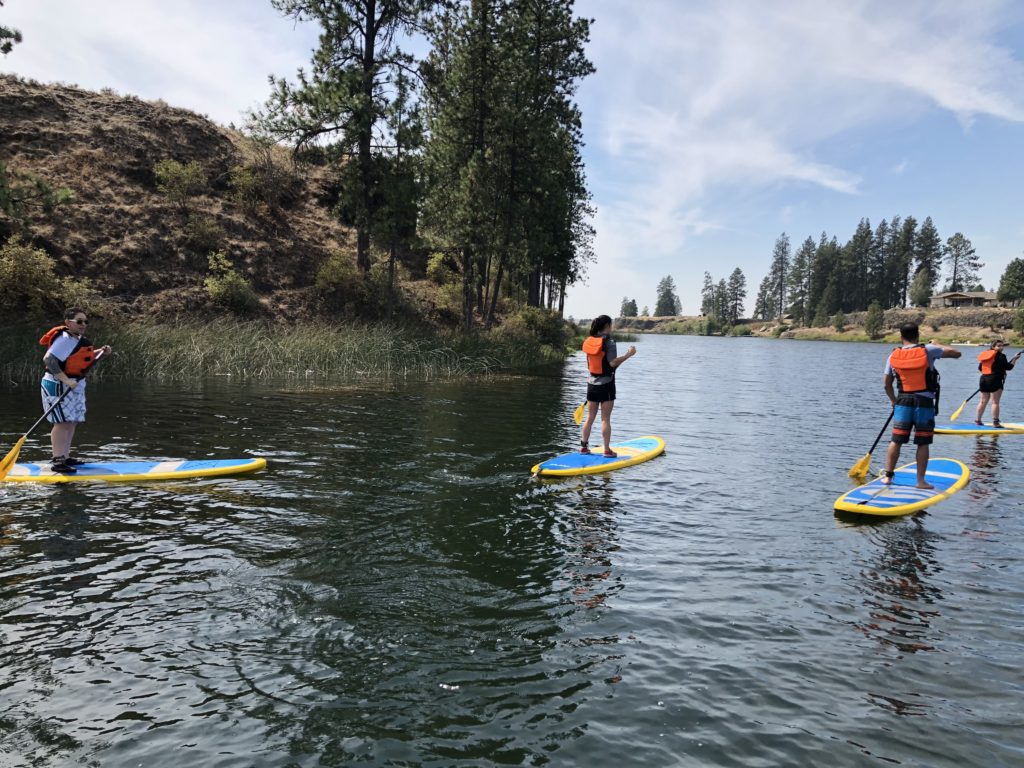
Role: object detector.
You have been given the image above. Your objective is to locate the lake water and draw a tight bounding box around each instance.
[1,334,1022,767]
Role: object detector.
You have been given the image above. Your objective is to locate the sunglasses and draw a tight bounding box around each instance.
[70,318,89,325]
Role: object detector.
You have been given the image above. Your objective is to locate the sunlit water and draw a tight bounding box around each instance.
[1,335,1022,767]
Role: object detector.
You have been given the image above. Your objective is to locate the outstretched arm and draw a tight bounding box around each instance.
[611,346,637,369]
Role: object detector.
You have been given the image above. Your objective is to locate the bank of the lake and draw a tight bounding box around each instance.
[1,318,572,382]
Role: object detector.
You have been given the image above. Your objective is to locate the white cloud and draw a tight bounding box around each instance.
[568,0,1024,318]
[0,0,319,126]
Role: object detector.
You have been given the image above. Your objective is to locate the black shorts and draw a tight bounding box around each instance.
[979,375,1004,394]
[587,381,616,403]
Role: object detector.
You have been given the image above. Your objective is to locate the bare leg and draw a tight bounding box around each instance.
[50,422,77,459]
[915,444,933,489]
[581,402,599,448]
[601,400,615,453]
[991,389,1003,424]
[882,441,901,484]
[976,392,990,423]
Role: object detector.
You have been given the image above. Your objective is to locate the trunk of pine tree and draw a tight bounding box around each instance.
[356,0,377,273]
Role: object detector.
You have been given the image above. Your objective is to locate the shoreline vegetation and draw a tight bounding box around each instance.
[0,320,572,383]
[613,306,1024,346]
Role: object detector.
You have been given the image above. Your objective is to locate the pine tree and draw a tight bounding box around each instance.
[787,236,815,324]
[868,218,889,307]
[998,257,1024,306]
[768,233,790,318]
[726,268,746,324]
[841,218,873,311]
[890,216,917,307]
[914,216,942,296]
[619,297,638,317]
[944,233,982,292]
[807,232,838,323]
[753,274,772,320]
[865,300,884,339]
[700,271,715,316]
[256,0,430,274]
[640,305,649,317]
[654,275,681,316]
[909,269,932,307]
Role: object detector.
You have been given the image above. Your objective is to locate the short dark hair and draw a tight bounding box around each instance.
[590,315,612,337]
[900,322,920,342]
[64,307,87,321]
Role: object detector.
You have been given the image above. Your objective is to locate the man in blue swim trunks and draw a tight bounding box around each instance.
[882,322,961,488]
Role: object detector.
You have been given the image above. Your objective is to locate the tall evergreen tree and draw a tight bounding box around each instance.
[841,218,873,311]
[619,297,638,317]
[890,215,917,307]
[700,271,715,316]
[726,267,746,324]
[909,269,932,307]
[768,233,790,318]
[914,216,942,296]
[654,275,681,316]
[257,0,431,273]
[753,274,772,321]
[868,218,889,307]
[998,257,1024,307]
[943,233,982,292]
[787,236,814,324]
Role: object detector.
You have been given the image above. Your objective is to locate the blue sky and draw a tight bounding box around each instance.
[3,0,1024,318]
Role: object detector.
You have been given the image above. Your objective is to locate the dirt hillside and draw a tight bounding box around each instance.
[0,74,359,317]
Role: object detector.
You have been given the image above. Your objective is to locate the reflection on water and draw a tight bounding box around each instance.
[1,336,1023,766]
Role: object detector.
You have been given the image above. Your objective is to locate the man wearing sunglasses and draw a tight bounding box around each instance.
[40,308,112,473]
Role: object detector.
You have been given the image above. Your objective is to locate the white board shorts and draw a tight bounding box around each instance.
[40,377,87,423]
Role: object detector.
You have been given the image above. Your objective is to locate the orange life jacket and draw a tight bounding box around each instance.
[583,335,613,377]
[978,349,997,375]
[40,325,96,379]
[889,344,938,394]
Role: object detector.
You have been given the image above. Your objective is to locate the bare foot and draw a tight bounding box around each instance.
[916,481,934,490]
[881,473,893,486]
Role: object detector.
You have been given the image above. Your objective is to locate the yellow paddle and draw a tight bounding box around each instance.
[0,351,105,482]
[949,389,979,422]
[848,409,895,483]
[573,401,586,425]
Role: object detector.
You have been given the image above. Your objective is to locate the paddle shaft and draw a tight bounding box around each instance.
[866,409,895,456]
[21,350,105,440]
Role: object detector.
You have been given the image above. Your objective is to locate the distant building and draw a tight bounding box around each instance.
[929,291,997,308]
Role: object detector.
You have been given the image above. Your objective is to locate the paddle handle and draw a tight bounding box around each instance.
[867,409,895,455]
[23,350,106,438]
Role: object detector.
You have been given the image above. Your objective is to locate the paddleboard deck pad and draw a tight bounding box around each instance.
[532,436,665,477]
[934,422,1024,435]
[834,458,969,516]
[3,457,267,484]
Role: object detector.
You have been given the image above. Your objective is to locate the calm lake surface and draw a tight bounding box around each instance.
[1,334,1022,767]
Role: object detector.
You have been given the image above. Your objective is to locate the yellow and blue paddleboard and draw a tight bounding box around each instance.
[934,422,1024,435]
[834,458,969,516]
[531,436,665,477]
[2,457,266,484]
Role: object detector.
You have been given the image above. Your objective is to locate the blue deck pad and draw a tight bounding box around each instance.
[4,458,265,483]
[835,458,969,516]
[935,422,1024,434]
[533,436,665,477]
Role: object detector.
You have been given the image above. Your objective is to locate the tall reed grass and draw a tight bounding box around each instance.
[0,319,565,382]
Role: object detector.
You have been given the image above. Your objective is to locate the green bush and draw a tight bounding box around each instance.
[865,301,884,339]
[0,236,96,320]
[1013,308,1024,337]
[204,251,259,314]
[184,214,224,253]
[832,311,847,332]
[315,250,363,311]
[729,324,752,336]
[426,252,457,285]
[498,306,571,349]
[228,140,299,213]
[154,159,207,210]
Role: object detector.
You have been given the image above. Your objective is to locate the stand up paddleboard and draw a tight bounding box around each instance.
[532,436,664,477]
[934,422,1024,435]
[834,458,969,517]
[2,457,266,484]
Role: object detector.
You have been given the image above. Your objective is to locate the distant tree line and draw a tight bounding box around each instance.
[250,0,595,329]
[751,216,989,324]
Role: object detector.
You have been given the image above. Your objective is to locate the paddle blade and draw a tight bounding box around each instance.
[0,435,26,482]
[573,401,585,425]
[949,399,967,422]
[848,451,872,482]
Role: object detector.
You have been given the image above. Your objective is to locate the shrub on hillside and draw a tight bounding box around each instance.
[865,301,884,339]
[315,250,363,312]
[204,250,259,314]
[229,141,300,213]
[0,236,96,319]
[184,214,224,253]
[426,252,457,285]
[154,159,207,210]
[1014,309,1024,337]
[497,306,571,349]
[729,324,752,336]
[832,311,847,332]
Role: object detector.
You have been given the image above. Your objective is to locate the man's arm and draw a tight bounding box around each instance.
[884,372,896,406]
[43,352,77,388]
[929,340,961,359]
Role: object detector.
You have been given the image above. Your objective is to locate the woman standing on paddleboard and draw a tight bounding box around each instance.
[580,315,636,458]
[975,340,1020,427]
[40,308,111,474]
